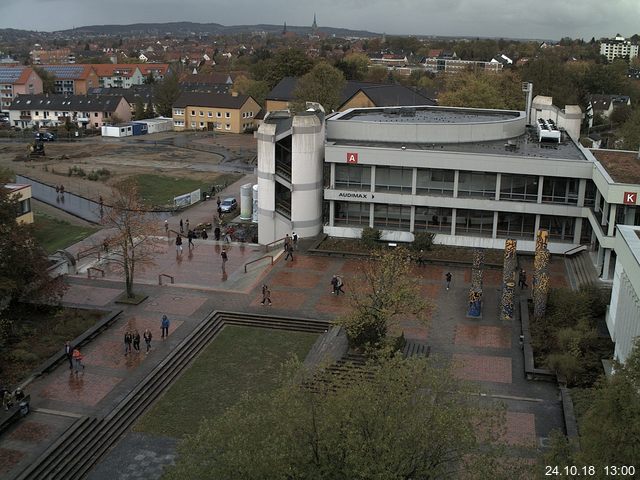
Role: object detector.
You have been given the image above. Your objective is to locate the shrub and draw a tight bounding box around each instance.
[9,349,39,363]
[413,232,435,251]
[361,227,381,247]
[547,352,583,384]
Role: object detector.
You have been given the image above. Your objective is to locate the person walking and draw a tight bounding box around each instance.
[164,220,169,236]
[216,196,221,209]
[72,348,85,374]
[175,234,183,254]
[445,272,452,290]
[188,230,195,249]
[221,248,228,272]
[124,331,133,355]
[185,219,190,232]
[519,269,528,289]
[133,330,141,352]
[292,231,298,250]
[284,243,294,261]
[64,341,74,370]
[161,315,170,339]
[284,234,291,251]
[331,275,338,294]
[261,284,272,306]
[201,229,208,240]
[336,275,345,295]
[214,226,221,241]
[179,218,184,233]
[143,329,153,353]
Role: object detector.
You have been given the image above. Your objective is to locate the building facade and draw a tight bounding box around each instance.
[3,184,33,224]
[422,57,502,74]
[172,92,259,133]
[600,35,639,62]
[38,65,99,95]
[0,66,43,113]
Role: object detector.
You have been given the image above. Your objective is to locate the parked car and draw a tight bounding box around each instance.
[34,132,56,142]
[219,197,237,213]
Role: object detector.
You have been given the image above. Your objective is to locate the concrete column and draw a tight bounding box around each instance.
[410,206,415,232]
[411,168,417,195]
[608,204,617,236]
[330,162,335,188]
[329,200,335,227]
[577,179,586,207]
[574,217,583,244]
[537,175,544,203]
[370,165,376,193]
[601,200,609,227]
[453,170,459,198]
[451,209,457,236]
[602,249,612,280]
[492,211,498,238]
[596,244,605,271]
[495,173,501,201]
[595,190,601,212]
[369,203,374,227]
[534,214,541,239]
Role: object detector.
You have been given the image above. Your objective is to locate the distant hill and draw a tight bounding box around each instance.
[0,21,379,39]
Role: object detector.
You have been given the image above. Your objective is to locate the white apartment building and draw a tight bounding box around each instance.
[600,35,639,62]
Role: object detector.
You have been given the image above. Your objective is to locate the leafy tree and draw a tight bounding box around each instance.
[360,226,381,247]
[364,65,389,84]
[0,170,66,345]
[412,231,434,251]
[542,339,640,473]
[293,62,345,112]
[335,248,430,348]
[251,48,313,89]
[153,72,181,117]
[439,70,524,110]
[33,66,56,94]
[144,101,155,119]
[143,72,156,85]
[335,53,370,81]
[618,107,640,150]
[133,97,146,120]
[165,355,525,480]
[100,181,160,298]
[233,75,270,107]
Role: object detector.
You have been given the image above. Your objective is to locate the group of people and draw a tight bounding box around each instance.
[124,328,154,355]
[64,341,85,374]
[283,232,298,261]
[1,386,25,411]
[330,275,345,295]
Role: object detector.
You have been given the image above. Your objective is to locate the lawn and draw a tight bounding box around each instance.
[132,173,242,208]
[1,305,104,385]
[32,211,100,253]
[134,325,318,438]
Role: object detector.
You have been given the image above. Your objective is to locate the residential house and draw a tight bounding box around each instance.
[0,66,43,113]
[38,64,99,94]
[172,92,260,133]
[92,64,145,88]
[179,72,234,94]
[490,53,514,66]
[31,48,75,64]
[8,94,131,129]
[588,94,632,127]
[137,64,169,82]
[420,52,502,74]
[88,85,155,116]
[264,77,436,113]
[3,184,33,224]
[369,53,408,67]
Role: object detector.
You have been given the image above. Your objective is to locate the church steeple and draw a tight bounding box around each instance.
[312,13,317,31]
[282,21,287,35]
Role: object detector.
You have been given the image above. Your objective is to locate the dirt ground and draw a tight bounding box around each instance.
[0,133,256,205]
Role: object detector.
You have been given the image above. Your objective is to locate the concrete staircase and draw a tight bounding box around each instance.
[565,251,600,291]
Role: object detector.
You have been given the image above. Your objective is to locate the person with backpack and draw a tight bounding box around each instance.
[161,315,170,339]
[143,329,153,353]
[445,272,452,290]
[175,234,183,254]
[221,248,228,272]
[72,348,85,374]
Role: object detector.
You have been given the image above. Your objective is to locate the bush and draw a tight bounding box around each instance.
[361,227,381,247]
[9,349,39,363]
[547,352,583,384]
[413,232,435,251]
[68,165,86,177]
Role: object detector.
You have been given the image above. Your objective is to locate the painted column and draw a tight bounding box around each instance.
[533,229,550,321]
[501,239,517,321]
[467,248,484,318]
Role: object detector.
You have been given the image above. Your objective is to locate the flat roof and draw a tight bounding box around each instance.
[335,106,520,124]
[590,149,640,184]
[331,127,588,161]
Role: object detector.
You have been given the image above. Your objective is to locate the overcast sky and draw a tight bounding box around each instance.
[1,0,638,40]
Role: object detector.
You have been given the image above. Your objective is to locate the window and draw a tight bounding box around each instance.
[225,112,230,118]
[191,110,196,116]
[174,120,184,126]
[373,204,411,231]
[499,174,538,202]
[35,111,39,116]
[190,122,196,128]
[208,111,213,117]
[416,168,454,196]
[375,166,413,193]
[17,198,31,216]
[225,124,230,130]
[414,207,452,233]
[456,209,494,237]
[539,215,575,242]
[584,180,597,207]
[334,201,370,227]
[199,111,204,116]
[174,109,184,116]
[541,177,579,205]
[496,212,536,239]
[335,164,371,190]
[199,122,204,128]
[216,112,221,118]
[457,171,497,198]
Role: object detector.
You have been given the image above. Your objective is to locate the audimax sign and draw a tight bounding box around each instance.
[338,192,369,199]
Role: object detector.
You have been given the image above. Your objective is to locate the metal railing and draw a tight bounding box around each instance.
[264,237,286,252]
[77,246,101,261]
[87,267,104,279]
[563,245,587,257]
[244,255,274,273]
[158,274,175,285]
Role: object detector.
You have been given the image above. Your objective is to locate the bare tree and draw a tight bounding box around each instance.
[101,181,160,298]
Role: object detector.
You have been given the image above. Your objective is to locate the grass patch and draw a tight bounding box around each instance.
[32,212,99,253]
[131,173,242,208]
[134,325,318,438]
[1,305,104,385]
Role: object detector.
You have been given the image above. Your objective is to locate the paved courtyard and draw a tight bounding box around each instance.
[0,221,566,478]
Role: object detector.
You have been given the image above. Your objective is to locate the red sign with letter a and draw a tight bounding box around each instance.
[346,152,358,164]
[623,192,637,205]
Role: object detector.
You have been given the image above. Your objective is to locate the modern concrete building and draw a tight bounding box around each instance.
[607,225,640,363]
[257,103,640,283]
[256,106,325,243]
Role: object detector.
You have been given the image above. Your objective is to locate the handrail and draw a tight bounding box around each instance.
[158,274,175,285]
[244,255,274,273]
[264,237,286,252]
[77,246,101,261]
[563,244,587,257]
[87,267,104,279]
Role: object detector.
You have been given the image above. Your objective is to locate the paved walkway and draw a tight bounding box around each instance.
[0,207,567,478]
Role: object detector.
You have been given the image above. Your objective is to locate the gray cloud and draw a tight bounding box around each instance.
[0,0,638,39]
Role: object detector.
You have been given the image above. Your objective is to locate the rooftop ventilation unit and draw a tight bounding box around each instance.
[536,118,561,143]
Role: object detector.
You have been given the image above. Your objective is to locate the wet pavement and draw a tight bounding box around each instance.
[0,180,568,477]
